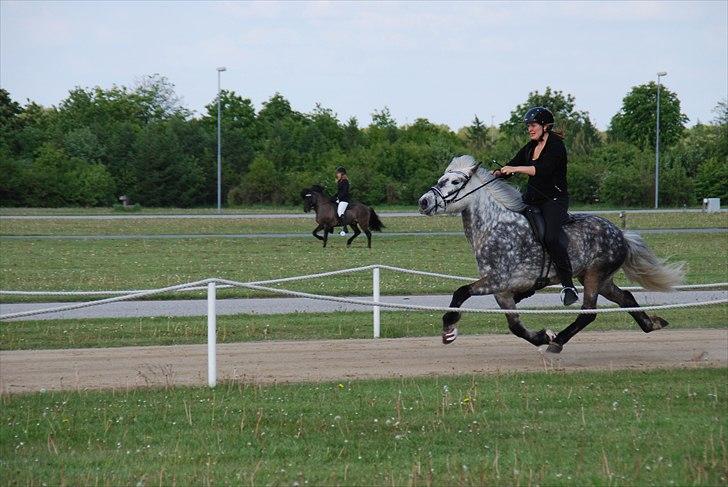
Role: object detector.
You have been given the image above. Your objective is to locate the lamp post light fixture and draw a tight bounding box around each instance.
[216,67,226,213]
[654,71,667,209]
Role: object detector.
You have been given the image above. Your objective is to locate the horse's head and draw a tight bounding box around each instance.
[418,155,488,215]
[301,187,316,213]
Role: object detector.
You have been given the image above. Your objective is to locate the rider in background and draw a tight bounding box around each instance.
[333,166,350,236]
[494,107,579,306]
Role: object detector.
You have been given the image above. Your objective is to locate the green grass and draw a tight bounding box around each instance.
[2,307,726,351]
[1,368,725,485]
[0,211,726,236]
[1,234,725,302]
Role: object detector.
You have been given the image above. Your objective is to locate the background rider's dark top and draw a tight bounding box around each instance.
[334,179,350,202]
[508,135,568,204]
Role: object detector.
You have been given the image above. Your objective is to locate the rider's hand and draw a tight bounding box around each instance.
[492,170,504,178]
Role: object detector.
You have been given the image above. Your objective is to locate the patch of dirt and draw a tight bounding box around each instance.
[1,329,726,394]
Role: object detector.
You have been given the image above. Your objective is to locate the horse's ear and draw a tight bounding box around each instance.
[470,162,482,175]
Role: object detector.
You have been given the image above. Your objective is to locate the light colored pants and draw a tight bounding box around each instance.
[337,201,349,217]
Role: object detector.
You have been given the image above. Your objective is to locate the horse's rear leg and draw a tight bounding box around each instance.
[599,280,668,333]
[494,293,555,347]
[346,222,361,247]
[364,229,372,248]
[546,272,600,353]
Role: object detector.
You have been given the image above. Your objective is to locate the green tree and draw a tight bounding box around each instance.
[234,155,281,204]
[465,116,488,153]
[608,82,688,150]
[131,119,205,207]
[499,87,602,158]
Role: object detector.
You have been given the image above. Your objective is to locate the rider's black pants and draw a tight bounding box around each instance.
[539,196,574,289]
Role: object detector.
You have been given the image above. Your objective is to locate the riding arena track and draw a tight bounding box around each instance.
[2,329,726,394]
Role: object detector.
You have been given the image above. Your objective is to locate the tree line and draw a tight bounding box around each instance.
[0,75,726,208]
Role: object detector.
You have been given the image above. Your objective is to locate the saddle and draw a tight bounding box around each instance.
[520,206,574,289]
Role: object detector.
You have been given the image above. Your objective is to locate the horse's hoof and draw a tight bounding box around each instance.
[442,327,458,344]
[546,329,556,342]
[545,342,563,354]
[650,315,669,331]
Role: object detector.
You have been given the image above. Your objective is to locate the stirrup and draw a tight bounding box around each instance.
[560,287,579,306]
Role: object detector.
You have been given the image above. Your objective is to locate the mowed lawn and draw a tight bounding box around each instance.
[0,211,726,235]
[0,233,725,298]
[1,369,726,486]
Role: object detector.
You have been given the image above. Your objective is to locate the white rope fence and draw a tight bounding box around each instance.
[2,264,726,387]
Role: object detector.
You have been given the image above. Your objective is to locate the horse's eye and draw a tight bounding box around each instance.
[452,179,461,185]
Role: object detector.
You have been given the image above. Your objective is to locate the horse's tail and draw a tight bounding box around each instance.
[621,232,685,291]
[368,208,384,232]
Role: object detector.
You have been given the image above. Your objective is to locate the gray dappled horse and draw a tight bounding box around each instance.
[418,156,684,353]
[302,185,384,248]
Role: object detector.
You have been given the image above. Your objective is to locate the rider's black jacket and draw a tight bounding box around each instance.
[334,178,350,203]
[508,133,568,204]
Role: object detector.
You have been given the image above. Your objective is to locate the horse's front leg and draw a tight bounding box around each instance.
[442,284,472,344]
[312,224,324,242]
[322,226,330,247]
[494,293,555,347]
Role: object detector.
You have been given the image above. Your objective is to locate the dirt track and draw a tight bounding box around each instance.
[1,329,726,394]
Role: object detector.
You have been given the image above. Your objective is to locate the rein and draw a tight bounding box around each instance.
[428,166,500,211]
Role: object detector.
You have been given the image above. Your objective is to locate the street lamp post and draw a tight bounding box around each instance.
[654,71,667,209]
[216,67,226,213]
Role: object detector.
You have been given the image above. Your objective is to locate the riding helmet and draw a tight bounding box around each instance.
[335,166,347,175]
[523,107,555,127]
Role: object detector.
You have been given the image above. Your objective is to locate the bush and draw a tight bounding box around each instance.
[694,157,728,200]
[599,162,652,207]
[567,161,601,204]
[112,203,141,212]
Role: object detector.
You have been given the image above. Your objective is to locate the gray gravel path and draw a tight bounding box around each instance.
[2,290,725,321]
[1,208,725,220]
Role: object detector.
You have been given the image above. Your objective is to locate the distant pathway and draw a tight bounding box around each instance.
[1,208,725,220]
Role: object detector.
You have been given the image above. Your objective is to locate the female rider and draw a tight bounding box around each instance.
[333,166,350,236]
[495,107,579,306]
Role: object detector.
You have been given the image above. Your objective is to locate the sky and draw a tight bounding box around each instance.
[1,1,726,131]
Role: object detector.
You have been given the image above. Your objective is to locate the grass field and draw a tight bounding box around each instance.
[0,233,725,301]
[1,368,725,485]
[0,211,726,236]
[2,307,726,351]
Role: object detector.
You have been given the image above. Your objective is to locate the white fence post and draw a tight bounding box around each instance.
[207,281,217,387]
[373,266,380,338]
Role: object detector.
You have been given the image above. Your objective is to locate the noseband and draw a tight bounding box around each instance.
[427,165,498,212]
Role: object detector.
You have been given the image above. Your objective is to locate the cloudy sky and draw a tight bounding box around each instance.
[1,1,726,130]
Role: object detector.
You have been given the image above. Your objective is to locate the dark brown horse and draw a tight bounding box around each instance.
[301,185,384,248]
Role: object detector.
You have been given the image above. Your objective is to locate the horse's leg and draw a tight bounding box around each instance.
[442,278,504,344]
[441,284,472,344]
[322,226,330,247]
[599,279,668,332]
[312,224,324,242]
[364,228,372,248]
[346,222,361,247]
[546,270,601,354]
[494,293,555,346]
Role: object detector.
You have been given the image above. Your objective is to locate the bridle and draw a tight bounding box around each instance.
[427,164,499,212]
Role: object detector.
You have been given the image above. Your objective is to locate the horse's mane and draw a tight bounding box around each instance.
[446,155,526,212]
[301,184,329,198]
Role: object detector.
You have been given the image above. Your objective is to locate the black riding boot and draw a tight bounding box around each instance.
[541,199,579,306]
